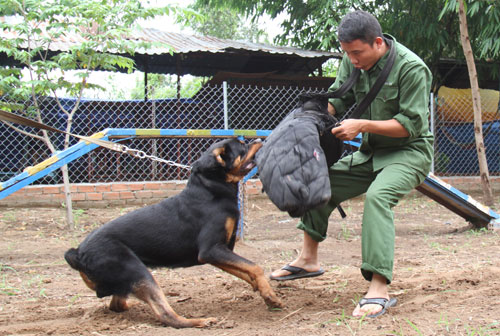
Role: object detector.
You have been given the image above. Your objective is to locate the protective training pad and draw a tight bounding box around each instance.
[256,101,339,217]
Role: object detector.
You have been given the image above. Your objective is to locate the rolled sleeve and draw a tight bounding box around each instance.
[393,113,417,138]
[395,62,432,139]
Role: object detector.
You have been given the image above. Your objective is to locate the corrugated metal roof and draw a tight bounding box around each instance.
[0,16,340,59]
[132,28,340,59]
[0,17,340,76]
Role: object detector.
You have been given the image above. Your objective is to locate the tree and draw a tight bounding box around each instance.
[195,0,500,89]
[194,0,367,49]
[440,0,496,206]
[182,2,268,43]
[0,0,187,228]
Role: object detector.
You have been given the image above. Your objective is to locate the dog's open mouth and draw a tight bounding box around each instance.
[240,159,257,174]
[239,139,262,173]
[227,139,263,181]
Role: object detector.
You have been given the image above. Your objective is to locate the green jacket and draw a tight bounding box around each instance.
[329,35,434,175]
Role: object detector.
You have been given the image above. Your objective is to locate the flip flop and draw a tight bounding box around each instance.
[269,264,324,281]
[357,297,398,318]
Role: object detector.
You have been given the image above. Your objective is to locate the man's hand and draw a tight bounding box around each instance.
[331,118,409,140]
[331,119,364,141]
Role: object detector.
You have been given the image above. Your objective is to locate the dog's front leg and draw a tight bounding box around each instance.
[200,247,283,309]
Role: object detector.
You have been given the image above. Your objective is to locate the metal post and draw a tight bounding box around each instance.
[144,69,148,101]
[223,81,229,130]
[430,92,435,173]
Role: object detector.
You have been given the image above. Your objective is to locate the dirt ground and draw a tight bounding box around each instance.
[0,191,499,336]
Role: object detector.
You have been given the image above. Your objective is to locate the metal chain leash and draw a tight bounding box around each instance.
[237,180,247,238]
[0,109,193,171]
[117,143,192,170]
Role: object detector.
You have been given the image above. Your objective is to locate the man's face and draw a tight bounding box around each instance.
[340,37,385,71]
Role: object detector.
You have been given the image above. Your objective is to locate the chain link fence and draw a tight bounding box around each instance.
[0,84,321,184]
[433,87,500,176]
[1,83,499,185]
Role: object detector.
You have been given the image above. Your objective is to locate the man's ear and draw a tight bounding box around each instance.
[374,36,385,49]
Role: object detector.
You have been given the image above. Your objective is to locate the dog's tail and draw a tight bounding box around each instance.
[64,248,83,271]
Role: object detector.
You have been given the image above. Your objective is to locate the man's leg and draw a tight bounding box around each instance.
[270,231,320,278]
[270,160,375,279]
[353,163,426,317]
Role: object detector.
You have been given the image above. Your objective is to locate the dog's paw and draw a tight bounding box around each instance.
[265,296,284,309]
[194,317,218,328]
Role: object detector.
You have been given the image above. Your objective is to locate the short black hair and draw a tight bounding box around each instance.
[338,10,383,45]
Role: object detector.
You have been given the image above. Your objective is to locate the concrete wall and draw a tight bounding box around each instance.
[1,177,498,209]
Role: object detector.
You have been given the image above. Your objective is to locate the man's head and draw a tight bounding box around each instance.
[338,10,382,45]
[338,10,388,71]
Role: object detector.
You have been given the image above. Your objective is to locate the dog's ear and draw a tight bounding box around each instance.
[212,146,226,167]
[192,141,231,173]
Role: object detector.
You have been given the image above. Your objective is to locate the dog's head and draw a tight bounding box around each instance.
[193,138,263,183]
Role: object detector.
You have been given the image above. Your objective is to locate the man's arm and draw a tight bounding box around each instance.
[331,118,409,141]
[328,103,336,116]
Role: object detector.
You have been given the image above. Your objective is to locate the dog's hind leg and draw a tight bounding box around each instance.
[132,278,216,328]
[79,271,96,291]
[109,295,129,312]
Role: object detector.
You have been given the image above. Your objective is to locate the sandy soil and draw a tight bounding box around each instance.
[0,191,499,336]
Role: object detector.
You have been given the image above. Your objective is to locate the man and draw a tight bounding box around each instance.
[270,10,433,318]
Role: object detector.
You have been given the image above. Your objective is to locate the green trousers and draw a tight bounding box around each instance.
[297,157,426,283]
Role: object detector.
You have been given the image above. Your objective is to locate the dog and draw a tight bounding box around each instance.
[64,138,282,328]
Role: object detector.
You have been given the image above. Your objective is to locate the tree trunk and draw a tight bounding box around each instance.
[457,0,494,206]
[40,125,75,228]
[61,164,75,230]
[62,115,75,229]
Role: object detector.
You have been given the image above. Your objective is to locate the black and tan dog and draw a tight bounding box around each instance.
[64,138,282,328]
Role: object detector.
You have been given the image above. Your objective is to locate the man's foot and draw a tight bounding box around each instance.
[270,259,322,281]
[271,232,321,281]
[353,273,392,317]
[270,264,324,281]
[353,297,397,318]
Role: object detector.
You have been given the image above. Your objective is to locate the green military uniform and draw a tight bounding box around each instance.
[297,35,434,283]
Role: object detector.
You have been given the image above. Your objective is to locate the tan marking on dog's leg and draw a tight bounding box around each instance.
[225,217,236,244]
[109,295,129,312]
[223,267,256,288]
[213,262,283,308]
[79,271,96,291]
[133,279,216,328]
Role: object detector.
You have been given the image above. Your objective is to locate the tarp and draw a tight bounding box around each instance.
[437,86,499,122]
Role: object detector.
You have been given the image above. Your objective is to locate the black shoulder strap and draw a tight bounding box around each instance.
[344,38,396,120]
[299,38,396,119]
[327,67,360,99]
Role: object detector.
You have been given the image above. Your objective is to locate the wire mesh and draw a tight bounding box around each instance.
[433,88,500,176]
[0,83,499,184]
[0,84,320,184]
